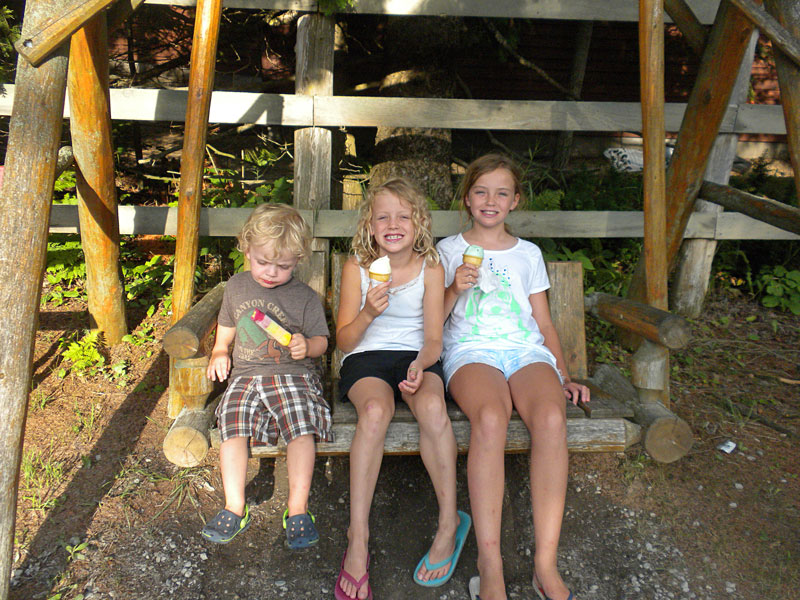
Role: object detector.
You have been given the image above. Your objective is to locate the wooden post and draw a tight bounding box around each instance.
[0,0,70,596]
[733,0,800,69]
[672,32,757,318]
[664,0,708,57]
[170,0,222,417]
[546,262,588,379]
[293,14,334,301]
[627,0,759,305]
[640,0,668,312]
[763,0,800,202]
[551,21,593,170]
[68,14,127,344]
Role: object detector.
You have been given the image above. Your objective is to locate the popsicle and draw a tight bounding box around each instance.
[250,308,292,346]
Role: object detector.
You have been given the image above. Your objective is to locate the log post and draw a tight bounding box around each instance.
[68,14,127,344]
[592,363,693,463]
[627,0,759,305]
[699,180,800,235]
[162,281,226,359]
[733,0,800,69]
[170,0,222,417]
[0,0,70,595]
[763,0,800,202]
[293,14,334,302]
[584,293,692,350]
[163,395,221,467]
[672,32,757,318]
[551,21,593,170]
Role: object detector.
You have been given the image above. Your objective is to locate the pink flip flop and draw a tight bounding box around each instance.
[335,550,373,600]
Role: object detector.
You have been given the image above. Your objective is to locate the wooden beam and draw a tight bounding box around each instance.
[68,15,128,344]
[732,0,800,70]
[47,205,800,240]
[627,0,759,304]
[163,282,226,359]
[547,262,588,379]
[699,180,800,235]
[170,0,222,418]
[293,13,334,301]
[763,0,800,203]
[672,32,757,318]
[665,0,709,56]
[0,0,70,595]
[172,0,222,325]
[108,0,147,31]
[14,0,118,67]
[145,0,723,24]
[640,0,669,311]
[0,85,787,134]
[585,293,692,349]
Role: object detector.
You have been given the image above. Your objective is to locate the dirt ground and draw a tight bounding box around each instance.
[8,290,800,600]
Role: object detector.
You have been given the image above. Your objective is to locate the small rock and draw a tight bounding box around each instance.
[734,483,743,490]
[725,581,736,593]
[729,502,737,508]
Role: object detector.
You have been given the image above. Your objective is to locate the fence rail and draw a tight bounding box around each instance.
[48,206,799,240]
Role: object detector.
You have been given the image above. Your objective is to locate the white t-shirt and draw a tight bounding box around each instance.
[437,234,550,358]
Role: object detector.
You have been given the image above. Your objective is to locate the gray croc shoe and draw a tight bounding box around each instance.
[201,506,251,544]
[283,509,319,549]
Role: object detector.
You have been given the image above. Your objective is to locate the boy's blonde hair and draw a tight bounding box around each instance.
[237,203,312,260]
[351,178,439,268]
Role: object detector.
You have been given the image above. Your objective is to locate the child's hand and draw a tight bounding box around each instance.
[207,352,231,382]
[563,380,590,405]
[363,280,390,318]
[452,262,479,294]
[398,361,423,395]
[288,333,308,360]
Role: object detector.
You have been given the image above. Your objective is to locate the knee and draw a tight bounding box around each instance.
[414,394,450,436]
[529,403,566,438]
[357,397,394,434]
[471,405,510,444]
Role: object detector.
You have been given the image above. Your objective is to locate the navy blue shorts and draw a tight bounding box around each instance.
[339,350,445,402]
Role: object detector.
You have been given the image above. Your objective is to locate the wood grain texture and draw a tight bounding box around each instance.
[163,397,221,467]
[162,282,226,359]
[14,0,117,66]
[145,0,722,24]
[665,0,708,55]
[68,16,127,344]
[733,0,800,69]
[0,0,70,594]
[699,180,800,236]
[546,262,588,379]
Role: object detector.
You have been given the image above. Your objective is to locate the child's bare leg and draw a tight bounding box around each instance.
[403,374,459,582]
[286,434,315,516]
[342,378,394,600]
[220,436,250,516]
[449,364,512,600]
[510,363,570,600]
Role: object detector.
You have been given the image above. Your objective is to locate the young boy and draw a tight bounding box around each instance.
[202,203,331,549]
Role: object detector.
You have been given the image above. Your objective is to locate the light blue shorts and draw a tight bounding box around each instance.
[442,345,560,388]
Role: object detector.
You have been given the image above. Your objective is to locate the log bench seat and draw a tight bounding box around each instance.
[163,256,693,467]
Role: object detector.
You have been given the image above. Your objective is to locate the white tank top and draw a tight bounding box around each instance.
[342,262,426,361]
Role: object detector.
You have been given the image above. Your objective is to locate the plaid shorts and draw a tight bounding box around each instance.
[216,374,334,446]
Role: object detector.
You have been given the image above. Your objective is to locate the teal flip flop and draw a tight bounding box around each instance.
[413,510,472,587]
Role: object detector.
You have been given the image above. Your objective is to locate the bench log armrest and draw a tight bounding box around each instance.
[162,281,227,359]
[584,292,692,350]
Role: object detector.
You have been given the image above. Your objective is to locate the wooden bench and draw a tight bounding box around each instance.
[161,253,696,467]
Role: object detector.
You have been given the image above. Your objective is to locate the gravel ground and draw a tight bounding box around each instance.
[11,452,738,600]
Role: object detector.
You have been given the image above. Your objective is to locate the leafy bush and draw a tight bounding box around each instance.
[755,265,800,314]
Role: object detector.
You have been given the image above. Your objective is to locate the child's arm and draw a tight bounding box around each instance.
[443,262,478,316]
[529,291,590,405]
[336,257,390,353]
[399,262,445,394]
[287,334,328,361]
[207,324,236,382]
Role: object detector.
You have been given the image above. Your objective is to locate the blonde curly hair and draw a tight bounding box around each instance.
[237,203,311,260]
[351,178,439,268]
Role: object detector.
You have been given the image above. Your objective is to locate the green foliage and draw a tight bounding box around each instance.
[20,447,64,513]
[59,330,105,379]
[755,265,800,315]
[72,400,101,438]
[317,0,354,16]
[42,238,86,306]
[53,170,78,205]
[730,157,797,206]
[0,6,19,84]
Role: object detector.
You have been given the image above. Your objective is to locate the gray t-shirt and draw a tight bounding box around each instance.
[218,272,329,379]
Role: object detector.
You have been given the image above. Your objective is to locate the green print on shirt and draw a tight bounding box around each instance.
[460,275,531,343]
[237,311,285,363]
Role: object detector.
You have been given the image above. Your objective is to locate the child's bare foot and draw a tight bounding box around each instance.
[414,513,459,582]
